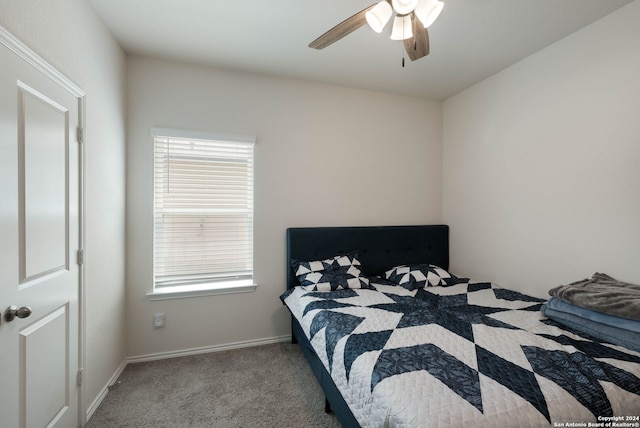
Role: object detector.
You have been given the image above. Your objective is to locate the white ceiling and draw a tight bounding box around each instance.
[88,0,634,100]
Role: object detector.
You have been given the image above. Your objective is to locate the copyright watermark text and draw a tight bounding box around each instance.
[553,416,640,428]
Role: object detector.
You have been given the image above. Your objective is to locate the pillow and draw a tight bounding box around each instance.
[292,253,370,291]
[384,264,454,290]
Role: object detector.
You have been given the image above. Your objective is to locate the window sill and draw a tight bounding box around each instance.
[147,279,257,301]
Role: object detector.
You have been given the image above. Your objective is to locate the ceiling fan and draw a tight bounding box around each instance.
[309,0,444,65]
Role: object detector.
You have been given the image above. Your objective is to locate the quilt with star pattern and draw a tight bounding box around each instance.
[281,279,640,427]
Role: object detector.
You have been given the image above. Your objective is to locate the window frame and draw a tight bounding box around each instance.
[147,127,257,300]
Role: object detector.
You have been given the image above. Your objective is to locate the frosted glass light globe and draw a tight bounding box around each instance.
[391,0,419,15]
[366,1,393,33]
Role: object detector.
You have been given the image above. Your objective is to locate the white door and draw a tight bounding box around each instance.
[0,34,82,428]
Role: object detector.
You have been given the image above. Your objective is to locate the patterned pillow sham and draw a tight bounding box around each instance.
[384,264,462,290]
[292,252,370,291]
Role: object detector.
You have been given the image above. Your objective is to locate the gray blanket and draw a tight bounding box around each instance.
[548,272,640,320]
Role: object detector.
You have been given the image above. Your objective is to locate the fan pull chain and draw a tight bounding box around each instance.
[402,18,406,67]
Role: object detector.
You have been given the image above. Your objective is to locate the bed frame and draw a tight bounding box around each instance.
[285,225,449,427]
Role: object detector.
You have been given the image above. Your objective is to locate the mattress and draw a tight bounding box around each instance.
[282,279,640,427]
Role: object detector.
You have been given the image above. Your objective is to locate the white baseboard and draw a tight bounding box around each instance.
[85,358,128,422]
[127,334,291,363]
[85,335,291,423]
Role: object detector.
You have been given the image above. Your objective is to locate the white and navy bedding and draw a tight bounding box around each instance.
[282,274,640,427]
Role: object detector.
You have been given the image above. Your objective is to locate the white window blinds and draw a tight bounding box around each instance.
[152,129,254,289]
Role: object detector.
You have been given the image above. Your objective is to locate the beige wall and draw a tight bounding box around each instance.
[126,56,443,357]
[0,0,127,421]
[443,1,640,297]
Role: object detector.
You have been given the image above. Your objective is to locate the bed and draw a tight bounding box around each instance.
[280,225,640,427]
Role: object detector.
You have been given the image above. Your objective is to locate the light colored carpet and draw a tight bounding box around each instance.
[86,342,342,427]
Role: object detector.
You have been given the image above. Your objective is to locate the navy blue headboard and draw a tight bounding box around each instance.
[286,225,449,290]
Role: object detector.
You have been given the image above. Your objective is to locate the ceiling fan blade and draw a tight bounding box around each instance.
[404,16,430,61]
[309,4,377,50]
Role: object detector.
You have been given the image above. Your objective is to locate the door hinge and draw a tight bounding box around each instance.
[77,126,84,144]
[77,368,84,386]
[77,249,84,265]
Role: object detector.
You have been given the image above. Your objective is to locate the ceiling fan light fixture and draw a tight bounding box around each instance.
[391,0,419,15]
[390,14,413,40]
[365,1,393,33]
[415,0,444,28]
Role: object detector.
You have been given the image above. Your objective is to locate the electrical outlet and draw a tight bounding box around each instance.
[153,313,165,328]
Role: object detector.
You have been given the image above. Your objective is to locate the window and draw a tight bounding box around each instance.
[150,128,255,298]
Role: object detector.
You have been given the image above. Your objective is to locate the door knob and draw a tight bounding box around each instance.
[4,305,32,323]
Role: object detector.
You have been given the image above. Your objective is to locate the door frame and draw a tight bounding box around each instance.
[0,25,87,426]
